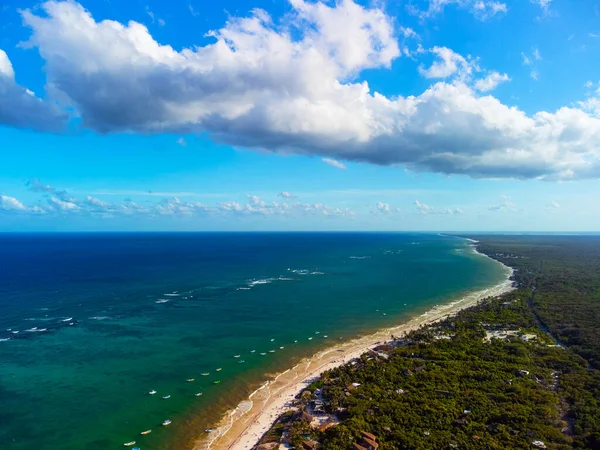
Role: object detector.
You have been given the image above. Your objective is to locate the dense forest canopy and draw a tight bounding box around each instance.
[255,236,600,450]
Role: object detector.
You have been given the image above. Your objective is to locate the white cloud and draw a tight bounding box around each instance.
[530,70,538,80]
[0,49,15,78]
[12,182,353,219]
[0,195,27,211]
[322,158,347,170]
[488,194,517,211]
[533,48,542,61]
[474,71,510,92]
[177,137,187,146]
[47,196,80,211]
[521,52,532,66]
[375,201,391,213]
[531,0,551,14]
[411,0,507,21]
[0,49,67,132]
[1,1,599,180]
[414,200,462,215]
[419,47,478,80]
[399,26,419,39]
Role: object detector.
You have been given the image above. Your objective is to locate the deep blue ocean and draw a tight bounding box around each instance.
[0,233,506,449]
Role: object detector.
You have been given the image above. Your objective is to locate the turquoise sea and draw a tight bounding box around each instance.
[0,233,506,450]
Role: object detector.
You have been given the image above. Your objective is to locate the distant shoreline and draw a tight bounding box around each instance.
[193,240,514,450]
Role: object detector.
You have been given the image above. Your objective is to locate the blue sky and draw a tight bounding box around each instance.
[1,0,599,231]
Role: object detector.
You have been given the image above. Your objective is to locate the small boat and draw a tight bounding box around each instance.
[269,350,275,353]
[216,368,222,372]
[124,442,136,447]
[201,373,209,376]
[12,331,19,334]
[324,335,328,338]
[260,352,266,356]
[294,340,298,343]
[162,395,171,399]
[213,380,221,384]
[195,392,203,397]
[233,355,241,358]
[308,337,313,340]
[205,429,214,433]
[162,419,172,426]
[270,339,275,342]
[61,317,73,322]
[238,360,245,364]
[141,430,152,435]
[250,350,256,353]
[280,346,284,349]
[148,390,157,395]
[315,332,320,334]
[187,378,195,382]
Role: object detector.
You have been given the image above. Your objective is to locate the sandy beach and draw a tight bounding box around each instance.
[196,249,514,450]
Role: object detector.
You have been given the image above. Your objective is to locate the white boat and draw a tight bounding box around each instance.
[250,350,256,353]
[308,337,313,340]
[205,429,214,433]
[201,373,209,376]
[141,430,152,435]
[233,355,241,358]
[187,378,195,382]
[61,317,73,322]
[195,392,203,397]
[12,331,19,334]
[162,395,171,399]
[162,420,172,426]
[148,390,157,395]
[270,339,275,342]
[280,346,284,349]
[124,441,136,447]
[238,360,245,364]
[269,350,275,353]
[260,352,266,355]
[294,340,298,343]
[216,368,222,372]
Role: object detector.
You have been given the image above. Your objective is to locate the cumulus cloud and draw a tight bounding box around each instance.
[1,0,598,181]
[47,196,80,211]
[0,195,27,212]
[0,49,67,132]
[414,200,463,215]
[474,71,510,92]
[371,201,402,214]
[418,47,478,80]
[176,137,187,146]
[9,182,352,219]
[322,158,347,170]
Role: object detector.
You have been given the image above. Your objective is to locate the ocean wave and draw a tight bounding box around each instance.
[155,299,170,304]
[0,338,10,342]
[349,256,371,259]
[163,293,181,297]
[89,316,110,321]
[288,269,324,276]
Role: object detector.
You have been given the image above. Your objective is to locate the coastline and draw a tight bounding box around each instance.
[192,241,514,450]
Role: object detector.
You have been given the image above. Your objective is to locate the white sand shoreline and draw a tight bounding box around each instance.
[195,242,513,450]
